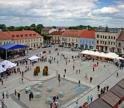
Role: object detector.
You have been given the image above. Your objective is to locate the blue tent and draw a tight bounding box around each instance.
[0,43,28,59]
[0,43,28,50]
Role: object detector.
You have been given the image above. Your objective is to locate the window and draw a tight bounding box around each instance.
[97,35,99,38]
[108,41,110,45]
[97,40,99,44]
[118,43,121,47]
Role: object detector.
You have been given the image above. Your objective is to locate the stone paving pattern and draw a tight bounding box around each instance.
[0,46,123,108]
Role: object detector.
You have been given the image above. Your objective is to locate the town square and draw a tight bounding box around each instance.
[0,0,124,108]
[0,44,124,108]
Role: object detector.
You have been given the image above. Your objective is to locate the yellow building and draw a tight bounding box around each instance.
[49,31,63,44]
[0,30,43,49]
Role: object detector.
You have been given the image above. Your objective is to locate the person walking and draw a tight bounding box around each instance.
[2,92,4,99]
[73,65,75,70]
[64,69,66,74]
[97,85,100,91]
[58,74,61,86]
[90,77,93,83]
[18,92,20,100]
[90,95,93,102]
[78,80,81,87]
[6,91,9,99]
[116,72,119,77]
[15,89,17,96]
[29,93,31,101]
[79,69,80,74]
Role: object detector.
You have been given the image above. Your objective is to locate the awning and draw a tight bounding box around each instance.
[102,91,120,107]
[89,98,112,108]
[0,43,28,50]
[28,55,40,61]
[81,50,123,60]
[0,65,6,73]
[0,60,17,70]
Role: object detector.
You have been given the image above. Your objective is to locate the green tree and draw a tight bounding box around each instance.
[0,24,7,31]
[30,24,36,30]
[36,24,44,34]
[7,26,15,31]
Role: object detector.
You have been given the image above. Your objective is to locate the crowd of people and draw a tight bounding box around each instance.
[0,45,123,108]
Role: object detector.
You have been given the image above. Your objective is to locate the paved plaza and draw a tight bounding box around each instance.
[0,46,124,108]
[11,77,89,108]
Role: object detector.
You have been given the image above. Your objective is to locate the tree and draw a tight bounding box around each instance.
[0,24,7,31]
[7,26,15,31]
[24,26,31,30]
[36,24,44,34]
[30,24,36,30]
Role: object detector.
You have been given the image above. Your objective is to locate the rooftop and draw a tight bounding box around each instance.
[117,31,124,41]
[62,29,95,39]
[0,30,42,40]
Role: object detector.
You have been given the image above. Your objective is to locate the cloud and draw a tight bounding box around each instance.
[93,7,119,15]
[0,0,124,27]
[0,0,98,22]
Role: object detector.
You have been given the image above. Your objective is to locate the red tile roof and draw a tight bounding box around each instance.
[62,29,95,39]
[62,30,80,37]
[79,30,95,39]
[49,31,63,35]
[117,31,124,41]
[0,30,42,40]
[0,32,11,40]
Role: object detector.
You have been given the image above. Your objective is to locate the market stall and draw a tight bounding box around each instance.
[80,50,123,61]
[28,55,40,61]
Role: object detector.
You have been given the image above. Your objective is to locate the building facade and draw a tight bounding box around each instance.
[60,29,95,49]
[0,30,43,49]
[61,30,80,48]
[49,31,63,44]
[79,30,95,49]
[117,31,124,55]
[96,31,119,52]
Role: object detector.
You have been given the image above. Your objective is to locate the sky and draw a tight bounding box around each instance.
[0,0,124,27]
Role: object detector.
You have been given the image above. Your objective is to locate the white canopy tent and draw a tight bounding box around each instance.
[81,50,123,60]
[0,60,16,74]
[0,60,17,70]
[0,65,6,73]
[28,55,40,61]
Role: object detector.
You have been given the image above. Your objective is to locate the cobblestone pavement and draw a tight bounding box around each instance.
[0,46,123,108]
